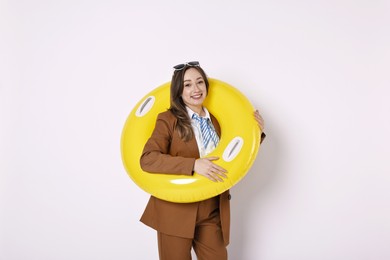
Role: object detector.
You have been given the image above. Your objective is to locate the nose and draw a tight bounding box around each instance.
[194,83,202,91]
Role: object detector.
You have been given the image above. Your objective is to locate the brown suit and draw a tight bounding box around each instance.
[139,110,231,246]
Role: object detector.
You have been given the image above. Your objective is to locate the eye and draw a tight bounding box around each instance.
[184,83,191,88]
[197,80,204,85]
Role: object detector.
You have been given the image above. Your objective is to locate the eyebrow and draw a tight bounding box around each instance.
[184,77,203,82]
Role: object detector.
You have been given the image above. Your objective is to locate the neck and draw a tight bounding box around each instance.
[189,106,204,116]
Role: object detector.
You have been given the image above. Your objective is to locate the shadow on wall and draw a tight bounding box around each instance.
[229,125,283,260]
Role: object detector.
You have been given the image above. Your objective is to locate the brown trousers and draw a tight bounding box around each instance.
[157,197,228,260]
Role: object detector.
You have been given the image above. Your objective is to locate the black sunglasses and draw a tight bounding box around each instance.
[173,61,200,71]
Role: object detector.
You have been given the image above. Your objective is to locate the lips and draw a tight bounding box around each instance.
[191,93,203,99]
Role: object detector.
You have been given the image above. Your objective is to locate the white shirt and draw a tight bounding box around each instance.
[186,106,219,157]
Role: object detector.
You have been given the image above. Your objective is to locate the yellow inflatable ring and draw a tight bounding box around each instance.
[121,78,261,203]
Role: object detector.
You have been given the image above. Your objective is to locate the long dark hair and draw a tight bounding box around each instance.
[169,65,209,141]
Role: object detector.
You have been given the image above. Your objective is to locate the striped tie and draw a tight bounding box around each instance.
[192,113,219,148]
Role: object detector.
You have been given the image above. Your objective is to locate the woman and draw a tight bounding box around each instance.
[139,62,265,260]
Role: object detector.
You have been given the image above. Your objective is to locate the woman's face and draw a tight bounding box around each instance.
[181,68,207,113]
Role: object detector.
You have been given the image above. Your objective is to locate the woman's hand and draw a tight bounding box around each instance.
[254,109,265,132]
[194,157,227,182]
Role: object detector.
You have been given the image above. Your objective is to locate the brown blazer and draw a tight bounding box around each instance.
[139,110,231,245]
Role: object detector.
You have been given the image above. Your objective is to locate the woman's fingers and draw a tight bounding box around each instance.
[207,172,222,182]
[203,166,226,182]
[194,157,228,182]
[208,166,227,182]
[205,156,220,161]
[254,109,265,131]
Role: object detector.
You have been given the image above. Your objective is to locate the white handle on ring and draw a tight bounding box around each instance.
[136,96,155,117]
[222,136,244,162]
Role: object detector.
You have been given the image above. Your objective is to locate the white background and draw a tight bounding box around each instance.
[1,1,389,259]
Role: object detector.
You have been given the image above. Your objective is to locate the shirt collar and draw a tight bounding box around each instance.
[186,106,211,120]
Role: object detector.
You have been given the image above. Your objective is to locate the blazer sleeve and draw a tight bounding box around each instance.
[140,113,195,176]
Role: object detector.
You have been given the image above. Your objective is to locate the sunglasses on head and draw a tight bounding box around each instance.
[173,61,200,71]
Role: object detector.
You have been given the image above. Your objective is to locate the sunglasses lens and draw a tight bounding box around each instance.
[173,64,185,70]
[187,61,199,66]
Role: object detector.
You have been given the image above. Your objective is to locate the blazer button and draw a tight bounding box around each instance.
[228,194,232,200]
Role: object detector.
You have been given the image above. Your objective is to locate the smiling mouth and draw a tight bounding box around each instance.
[191,93,203,99]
